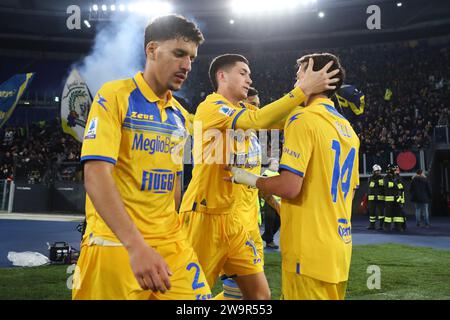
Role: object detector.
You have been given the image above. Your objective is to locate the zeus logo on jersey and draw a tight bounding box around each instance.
[131,111,154,121]
[84,117,98,140]
[337,218,352,244]
[141,169,175,193]
[286,112,303,127]
[132,133,176,155]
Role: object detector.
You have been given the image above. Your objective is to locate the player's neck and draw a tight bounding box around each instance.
[306,94,328,106]
[217,88,240,106]
[142,68,169,100]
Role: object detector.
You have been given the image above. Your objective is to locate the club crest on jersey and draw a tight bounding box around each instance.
[337,218,352,244]
[218,106,236,117]
[84,117,98,139]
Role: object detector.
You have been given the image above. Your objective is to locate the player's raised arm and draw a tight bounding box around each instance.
[234,58,340,130]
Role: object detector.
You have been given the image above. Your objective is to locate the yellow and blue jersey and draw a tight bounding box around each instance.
[81,72,189,246]
[180,88,306,215]
[279,97,360,284]
[180,93,255,214]
[231,103,262,231]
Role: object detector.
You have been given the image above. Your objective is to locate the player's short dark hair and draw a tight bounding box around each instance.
[297,53,345,98]
[416,169,423,175]
[209,54,249,91]
[144,14,204,53]
[247,87,259,97]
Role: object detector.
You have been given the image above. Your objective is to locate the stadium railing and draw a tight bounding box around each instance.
[3,161,85,214]
[0,179,13,212]
[360,149,427,178]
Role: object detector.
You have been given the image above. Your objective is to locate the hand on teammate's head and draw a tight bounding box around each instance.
[295,53,345,97]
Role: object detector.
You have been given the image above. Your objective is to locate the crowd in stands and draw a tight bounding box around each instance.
[0,119,81,183]
[182,39,450,156]
[1,38,449,182]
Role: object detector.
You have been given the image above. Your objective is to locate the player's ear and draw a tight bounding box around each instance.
[145,41,158,60]
[217,70,226,84]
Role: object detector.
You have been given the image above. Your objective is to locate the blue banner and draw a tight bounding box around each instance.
[0,73,34,128]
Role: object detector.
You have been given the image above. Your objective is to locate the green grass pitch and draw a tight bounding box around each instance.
[1,244,450,300]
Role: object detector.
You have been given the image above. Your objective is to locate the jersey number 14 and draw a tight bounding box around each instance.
[331,140,356,203]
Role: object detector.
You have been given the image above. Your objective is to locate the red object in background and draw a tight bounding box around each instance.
[360,193,368,213]
[397,151,417,171]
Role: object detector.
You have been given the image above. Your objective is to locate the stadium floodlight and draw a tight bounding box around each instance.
[84,20,91,28]
[229,19,235,24]
[119,4,125,11]
[128,4,135,12]
[110,4,116,11]
[54,96,60,102]
[92,4,98,11]
[318,11,325,18]
[300,0,317,5]
[230,0,315,15]
[397,2,402,7]
[101,4,107,11]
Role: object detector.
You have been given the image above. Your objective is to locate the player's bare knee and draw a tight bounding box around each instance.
[261,287,271,300]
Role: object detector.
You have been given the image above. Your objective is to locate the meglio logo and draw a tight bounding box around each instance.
[141,169,175,193]
[337,218,352,244]
[132,133,175,155]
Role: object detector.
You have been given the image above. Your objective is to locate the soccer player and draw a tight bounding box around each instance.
[229,53,360,300]
[72,15,212,300]
[179,53,340,299]
[215,86,265,300]
[244,87,260,108]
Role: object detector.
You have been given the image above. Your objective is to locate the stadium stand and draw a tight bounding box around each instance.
[1,38,449,183]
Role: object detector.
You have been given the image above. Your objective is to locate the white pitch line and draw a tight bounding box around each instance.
[0,212,84,222]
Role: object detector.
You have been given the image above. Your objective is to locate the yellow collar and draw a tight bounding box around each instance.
[308,97,335,107]
[207,92,241,108]
[133,72,174,108]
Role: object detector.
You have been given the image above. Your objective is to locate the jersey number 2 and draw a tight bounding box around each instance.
[187,262,205,290]
[331,140,356,203]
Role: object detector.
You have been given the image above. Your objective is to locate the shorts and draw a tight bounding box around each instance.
[218,223,265,287]
[179,211,264,288]
[281,271,347,300]
[247,226,264,265]
[72,238,211,300]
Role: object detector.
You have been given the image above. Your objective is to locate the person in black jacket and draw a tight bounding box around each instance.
[367,164,384,230]
[409,169,432,227]
[383,164,406,232]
